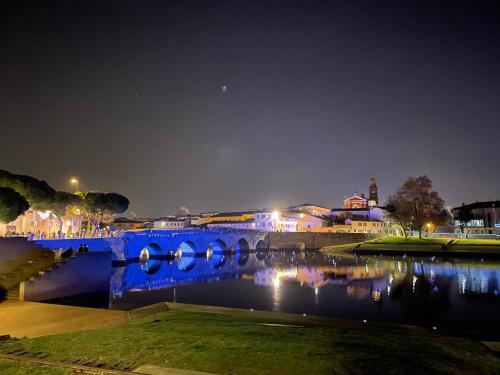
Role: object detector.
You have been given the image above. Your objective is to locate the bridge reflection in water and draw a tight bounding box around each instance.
[109,250,500,339]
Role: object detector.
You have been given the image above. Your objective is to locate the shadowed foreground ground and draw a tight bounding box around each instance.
[0,304,499,375]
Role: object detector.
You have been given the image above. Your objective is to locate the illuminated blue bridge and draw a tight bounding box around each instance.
[35,229,269,261]
[122,229,268,259]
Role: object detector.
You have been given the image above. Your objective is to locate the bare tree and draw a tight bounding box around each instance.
[386,176,445,238]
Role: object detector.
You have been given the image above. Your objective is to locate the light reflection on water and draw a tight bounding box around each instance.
[110,250,500,338]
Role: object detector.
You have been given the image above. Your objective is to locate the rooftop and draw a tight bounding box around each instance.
[452,200,500,211]
[113,217,150,224]
[208,218,255,224]
[211,210,259,217]
[287,203,330,209]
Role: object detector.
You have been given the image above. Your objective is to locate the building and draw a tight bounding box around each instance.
[286,203,331,217]
[452,201,500,235]
[309,219,398,236]
[205,210,258,223]
[153,217,189,230]
[0,209,82,237]
[322,178,401,235]
[330,206,385,222]
[207,218,256,230]
[342,178,380,209]
[255,211,298,232]
[112,217,150,231]
[368,177,379,207]
[343,194,368,209]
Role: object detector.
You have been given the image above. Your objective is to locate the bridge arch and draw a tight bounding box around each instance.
[255,240,267,250]
[139,243,162,274]
[234,238,250,266]
[235,238,250,251]
[176,241,197,271]
[206,239,228,268]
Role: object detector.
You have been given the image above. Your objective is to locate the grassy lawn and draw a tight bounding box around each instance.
[0,307,499,375]
[366,236,449,245]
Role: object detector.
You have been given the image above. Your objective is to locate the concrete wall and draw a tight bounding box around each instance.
[266,232,376,250]
[23,252,112,302]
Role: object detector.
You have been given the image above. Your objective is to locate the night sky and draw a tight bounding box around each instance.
[1,0,499,217]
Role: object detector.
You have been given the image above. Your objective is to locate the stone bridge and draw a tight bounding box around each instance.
[123,229,268,260]
[35,229,269,261]
[34,229,374,261]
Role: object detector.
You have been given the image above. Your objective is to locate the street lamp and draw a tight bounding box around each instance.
[426,222,433,236]
[70,178,79,193]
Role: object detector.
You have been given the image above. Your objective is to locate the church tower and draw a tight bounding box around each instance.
[368,178,378,207]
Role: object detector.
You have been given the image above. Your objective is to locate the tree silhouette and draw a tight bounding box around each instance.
[0,187,30,223]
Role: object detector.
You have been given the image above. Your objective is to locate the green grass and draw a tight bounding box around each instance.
[0,361,71,375]
[366,236,449,245]
[0,308,499,375]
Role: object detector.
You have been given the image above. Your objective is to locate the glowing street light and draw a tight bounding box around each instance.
[271,210,280,232]
[70,177,79,193]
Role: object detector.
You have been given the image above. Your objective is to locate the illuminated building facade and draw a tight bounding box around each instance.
[343,194,368,209]
[205,211,258,223]
[255,211,297,232]
[207,218,256,230]
[154,218,189,230]
[0,209,82,237]
[452,200,500,235]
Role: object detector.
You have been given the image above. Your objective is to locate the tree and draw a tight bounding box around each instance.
[80,192,129,235]
[0,170,55,210]
[0,187,30,223]
[47,191,82,233]
[386,176,445,238]
[385,202,410,239]
[454,205,475,238]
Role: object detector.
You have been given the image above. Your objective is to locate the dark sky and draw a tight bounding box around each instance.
[1,0,500,217]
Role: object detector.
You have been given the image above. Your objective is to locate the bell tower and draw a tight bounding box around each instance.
[368,178,378,207]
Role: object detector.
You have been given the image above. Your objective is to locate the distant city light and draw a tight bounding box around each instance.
[70,177,80,192]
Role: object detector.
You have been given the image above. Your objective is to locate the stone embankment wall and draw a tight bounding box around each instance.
[35,237,125,260]
[23,252,112,302]
[266,232,376,250]
[0,237,48,274]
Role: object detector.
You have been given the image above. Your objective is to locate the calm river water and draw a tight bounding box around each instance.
[106,250,500,339]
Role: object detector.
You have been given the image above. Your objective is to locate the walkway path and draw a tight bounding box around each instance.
[0,300,128,338]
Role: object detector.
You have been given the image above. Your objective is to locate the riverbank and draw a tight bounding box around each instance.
[0,302,499,374]
[321,236,500,257]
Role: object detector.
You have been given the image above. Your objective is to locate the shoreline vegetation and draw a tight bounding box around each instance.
[0,302,499,375]
[321,236,500,257]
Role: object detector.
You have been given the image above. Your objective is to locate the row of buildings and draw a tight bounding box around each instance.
[451,201,500,235]
[151,179,399,236]
[2,178,499,237]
